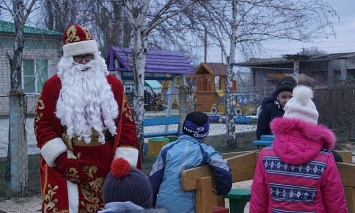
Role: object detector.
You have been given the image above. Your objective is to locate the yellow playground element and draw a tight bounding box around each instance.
[211,90,257,115]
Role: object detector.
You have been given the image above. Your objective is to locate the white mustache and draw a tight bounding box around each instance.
[74,60,96,71]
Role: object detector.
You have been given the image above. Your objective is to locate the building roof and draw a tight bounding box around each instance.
[234,52,355,67]
[0,20,62,36]
[107,47,194,75]
[195,62,226,76]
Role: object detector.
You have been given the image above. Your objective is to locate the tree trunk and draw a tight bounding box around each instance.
[132,30,147,160]
[226,1,238,149]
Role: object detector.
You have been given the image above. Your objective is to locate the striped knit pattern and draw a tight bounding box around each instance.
[262,147,330,212]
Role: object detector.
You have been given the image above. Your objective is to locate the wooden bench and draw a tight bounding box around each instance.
[181,150,355,213]
[143,116,180,138]
[181,151,257,213]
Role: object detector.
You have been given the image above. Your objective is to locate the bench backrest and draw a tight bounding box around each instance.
[144,116,180,126]
[337,162,355,212]
[181,151,258,213]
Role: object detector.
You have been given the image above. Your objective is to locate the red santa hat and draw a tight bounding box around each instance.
[62,24,99,57]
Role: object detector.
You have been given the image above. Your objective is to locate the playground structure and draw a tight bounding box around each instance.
[154,79,179,112]
[189,62,258,116]
[210,91,258,116]
[107,47,194,117]
[181,150,355,213]
[189,62,238,113]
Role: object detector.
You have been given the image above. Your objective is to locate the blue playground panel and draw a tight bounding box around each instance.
[253,134,275,147]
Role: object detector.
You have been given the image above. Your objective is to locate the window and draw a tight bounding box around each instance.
[334,70,341,81]
[347,69,355,80]
[22,59,48,94]
[232,81,237,91]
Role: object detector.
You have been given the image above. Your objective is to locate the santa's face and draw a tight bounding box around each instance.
[55,54,118,143]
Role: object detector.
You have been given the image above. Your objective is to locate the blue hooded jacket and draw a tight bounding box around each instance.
[149,135,232,213]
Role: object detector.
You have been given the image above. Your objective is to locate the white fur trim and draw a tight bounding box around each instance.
[114,147,139,167]
[63,40,98,57]
[67,181,79,213]
[40,138,67,167]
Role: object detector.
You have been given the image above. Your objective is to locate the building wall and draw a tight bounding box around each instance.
[250,57,355,91]
[0,34,62,115]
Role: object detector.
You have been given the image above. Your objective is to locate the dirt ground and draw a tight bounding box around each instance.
[0,181,252,213]
[0,196,42,212]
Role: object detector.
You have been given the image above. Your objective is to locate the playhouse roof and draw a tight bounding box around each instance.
[195,62,227,76]
[107,47,194,75]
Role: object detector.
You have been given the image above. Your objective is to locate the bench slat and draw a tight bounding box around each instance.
[144,116,180,138]
[144,116,180,126]
[144,131,179,138]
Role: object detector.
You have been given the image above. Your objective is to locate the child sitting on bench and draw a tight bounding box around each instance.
[149,111,232,213]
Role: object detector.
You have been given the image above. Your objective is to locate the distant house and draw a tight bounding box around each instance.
[234,52,355,89]
[0,21,62,114]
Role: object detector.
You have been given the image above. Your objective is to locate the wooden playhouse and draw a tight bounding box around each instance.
[188,62,237,114]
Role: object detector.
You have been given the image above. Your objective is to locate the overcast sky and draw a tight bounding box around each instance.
[261,0,355,57]
[206,0,355,62]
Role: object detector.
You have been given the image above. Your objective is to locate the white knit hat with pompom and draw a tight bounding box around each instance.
[283,85,319,124]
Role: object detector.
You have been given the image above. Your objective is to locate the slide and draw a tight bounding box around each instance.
[216,89,225,97]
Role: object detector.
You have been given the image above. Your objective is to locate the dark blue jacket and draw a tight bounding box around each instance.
[256,96,284,140]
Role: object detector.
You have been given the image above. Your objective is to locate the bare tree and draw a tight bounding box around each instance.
[299,46,328,56]
[1,0,38,196]
[1,0,37,89]
[87,0,133,56]
[40,0,83,33]
[121,0,199,154]
[180,0,338,148]
[39,0,133,58]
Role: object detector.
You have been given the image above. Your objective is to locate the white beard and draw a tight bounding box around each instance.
[56,56,118,143]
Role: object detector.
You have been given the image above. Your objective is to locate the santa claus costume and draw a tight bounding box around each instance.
[34,24,140,213]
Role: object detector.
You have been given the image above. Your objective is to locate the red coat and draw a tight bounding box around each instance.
[34,74,140,212]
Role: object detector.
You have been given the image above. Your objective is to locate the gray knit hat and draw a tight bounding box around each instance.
[102,158,153,208]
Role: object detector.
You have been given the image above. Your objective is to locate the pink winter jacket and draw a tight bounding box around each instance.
[250,118,348,213]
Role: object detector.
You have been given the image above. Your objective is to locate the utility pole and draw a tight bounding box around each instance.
[204,27,207,63]
[283,54,310,83]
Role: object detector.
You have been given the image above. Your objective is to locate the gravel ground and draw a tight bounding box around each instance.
[0,196,42,212]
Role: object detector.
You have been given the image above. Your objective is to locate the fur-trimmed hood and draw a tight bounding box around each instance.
[270,117,336,165]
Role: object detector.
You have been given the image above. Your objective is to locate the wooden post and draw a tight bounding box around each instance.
[196,177,213,213]
[9,89,28,196]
